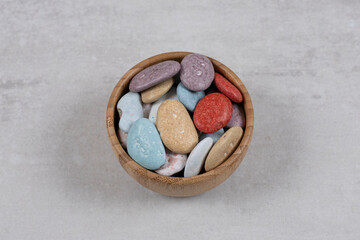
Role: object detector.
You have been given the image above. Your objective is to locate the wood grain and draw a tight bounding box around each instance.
[106,52,254,197]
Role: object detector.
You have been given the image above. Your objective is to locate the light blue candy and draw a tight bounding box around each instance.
[199,128,224,143]
[117,92,143,132]
[176,83,205,112]
[127,118,166,170]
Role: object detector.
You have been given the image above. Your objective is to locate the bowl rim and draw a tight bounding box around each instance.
[106,51,254,185]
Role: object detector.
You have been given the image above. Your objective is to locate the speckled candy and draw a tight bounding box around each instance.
[214,73,243,103]
[184,137,213,177]
[180,53,214,91]
[176,82,205,112]
[155,150,187,176]
[156,99,198,154]
[129,60,180,92]
[204,126,243,172]
[126,118,166,170]
[117,92,143,132]
[141,78,174,103]
[193,93,232,133]
[226,103,246,128]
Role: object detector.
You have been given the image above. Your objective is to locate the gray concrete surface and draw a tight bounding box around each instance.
[1,0,359,239]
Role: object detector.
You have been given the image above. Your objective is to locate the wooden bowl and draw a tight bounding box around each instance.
[106,52,254,197]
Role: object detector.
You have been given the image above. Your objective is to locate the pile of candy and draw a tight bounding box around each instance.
[117,53,245,177]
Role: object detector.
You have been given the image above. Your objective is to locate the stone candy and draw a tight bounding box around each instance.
[127,118,166,170]
[117,92,143,132]
[155,150,187,176]
[156,99,198,154]
[180,53,214,91]
[214,73,243,103]
[193,93,232,133]
[199,128,224,144]
[184,137,213,177]
[204,127,243,172]
[226,103,245,128]
[130,60,180,92]
[141,78,174,103]
[148,87,177,124]
[177,82,205,112]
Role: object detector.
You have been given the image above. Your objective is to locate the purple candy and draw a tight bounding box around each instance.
[226,103,246,128]
[129,60,180,92]
[180,53,214,91]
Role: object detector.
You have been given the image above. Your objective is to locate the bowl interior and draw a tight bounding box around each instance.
[106,51,254,191]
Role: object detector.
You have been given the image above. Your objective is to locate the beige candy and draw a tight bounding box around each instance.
[204,127,243,172]
[141,78,174,104]
[156,99,198,154]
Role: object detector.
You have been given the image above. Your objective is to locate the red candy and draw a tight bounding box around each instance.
[193,93,233,133]
[214,73,243,103]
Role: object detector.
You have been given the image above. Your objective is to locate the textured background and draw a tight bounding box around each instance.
[1,0,359,239]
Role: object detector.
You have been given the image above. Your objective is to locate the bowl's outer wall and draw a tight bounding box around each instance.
[106,52,254,197]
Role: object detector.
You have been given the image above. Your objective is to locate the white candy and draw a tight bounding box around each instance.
[184,137,213,177]
[155,150,187,176]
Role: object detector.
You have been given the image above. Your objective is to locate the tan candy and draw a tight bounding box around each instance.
[156,99,198,154]
[204,127,243,171]
[141,78,174,104]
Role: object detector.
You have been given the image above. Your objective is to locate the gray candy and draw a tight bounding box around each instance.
[226,103,245,128]
[129,60,180,92]
[180,53,214,91]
